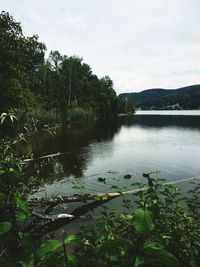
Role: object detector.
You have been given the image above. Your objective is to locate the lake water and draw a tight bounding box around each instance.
[29,110,200,198]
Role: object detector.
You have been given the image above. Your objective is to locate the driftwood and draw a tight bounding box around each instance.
[29,175,200,212]
[33,194,119,235]
[24,152,63,163]
[29,175,200,215]
[32,211,74,221]
[28,176,200,235]
[29,192,125,205]
[29,190,137,214]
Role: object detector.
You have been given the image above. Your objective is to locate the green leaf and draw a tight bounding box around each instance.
[9,168,21,178]
[64,234,78,245]
[134,209,154,236]
[144,242,163,249]
[16,211,27,222]
[143,242,180,267]
[110,255,118,262]
[134,256,144,267]
[67,254,76,264]
[15,196,29,217]
[0,222,12,235]
[35,240,62,260]
[127,214,133,220]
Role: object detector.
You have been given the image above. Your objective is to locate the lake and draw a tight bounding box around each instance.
[29,110,200,198]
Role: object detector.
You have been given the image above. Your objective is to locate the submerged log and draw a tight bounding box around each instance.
[33,194,120,235]
[29,191,126,206]
[29,175,200,207]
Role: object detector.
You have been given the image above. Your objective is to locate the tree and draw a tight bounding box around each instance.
[0,11,130,121]
[0,11,46,112]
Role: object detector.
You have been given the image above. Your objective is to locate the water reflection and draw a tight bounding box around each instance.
[129,115,200,129]
[27,120,122,178]
[27,114,200,195]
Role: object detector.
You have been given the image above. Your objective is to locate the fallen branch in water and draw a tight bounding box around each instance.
[29,176,200,209]
[27,176,200,234]
[33,194,119,235]
[32,211,74,221]
[24,152,63,162]
[29,192,124,205]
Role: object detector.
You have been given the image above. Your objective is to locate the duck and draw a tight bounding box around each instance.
[98,177,106,183]
[124,173,132,179]
[143,173,156,187]
[143,173,150,179]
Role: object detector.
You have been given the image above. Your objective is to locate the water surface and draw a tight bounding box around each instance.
[29,111,200,197]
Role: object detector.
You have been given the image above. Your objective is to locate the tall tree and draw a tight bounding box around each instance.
[0,11,46,112]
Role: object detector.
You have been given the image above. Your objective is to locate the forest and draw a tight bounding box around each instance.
[0,11,133,130]
[120,85,200,110]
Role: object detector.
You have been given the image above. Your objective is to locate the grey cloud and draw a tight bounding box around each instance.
[1,0,200,93]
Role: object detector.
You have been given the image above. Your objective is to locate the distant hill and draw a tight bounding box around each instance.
[119,85,200,110]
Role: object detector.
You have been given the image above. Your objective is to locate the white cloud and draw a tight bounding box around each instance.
[1,0,200,93]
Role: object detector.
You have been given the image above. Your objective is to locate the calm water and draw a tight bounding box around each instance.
[136,110,200,116]
[29,110,200,197]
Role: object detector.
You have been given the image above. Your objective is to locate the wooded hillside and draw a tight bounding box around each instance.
[120,85,200,110]
[0,11,134,125]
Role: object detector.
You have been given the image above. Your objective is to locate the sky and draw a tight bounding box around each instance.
[1,0,200,94]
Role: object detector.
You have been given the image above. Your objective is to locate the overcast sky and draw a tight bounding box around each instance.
[1,0,200,94]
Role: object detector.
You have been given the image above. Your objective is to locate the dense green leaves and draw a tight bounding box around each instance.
[134,256,144,267]
[1,136,200,267]
[64,234,78,245]
[134,209,154,236]
[0,11,46,112]
[35,239,62,260]
[15,195,29,220]
[143,242,180,267]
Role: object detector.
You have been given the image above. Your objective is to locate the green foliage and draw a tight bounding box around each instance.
[74,180,200,267]
[68,107,94,123]
[0,131,200,266]
[35,240,62,260]
[142,241,180,267]
[120,85,200,110]
[16,195,30,221]
[0,11,131,130]
[134,209,154,236]
[64,234,78,245]
[1,129,198,266]
[0,11,46,112]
